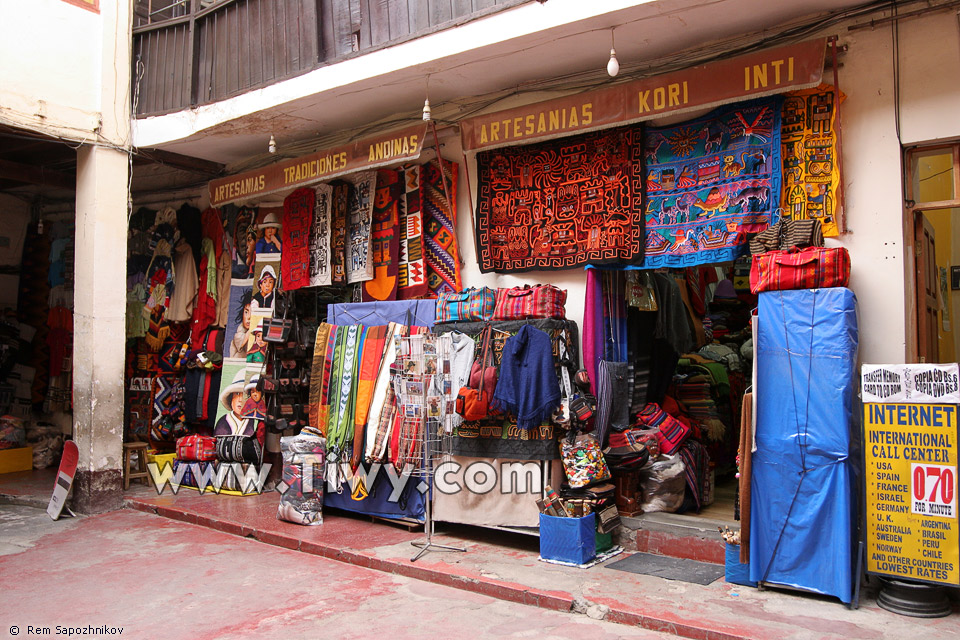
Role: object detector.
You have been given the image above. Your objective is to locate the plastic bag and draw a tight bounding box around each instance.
[638,454,686,513]
[277,426,325,525]
[560,433,611,488]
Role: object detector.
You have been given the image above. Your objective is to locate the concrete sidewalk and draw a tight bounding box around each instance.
[0,505,672,640]
[2,470,958,639]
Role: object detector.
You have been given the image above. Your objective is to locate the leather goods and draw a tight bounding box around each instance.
[749,246,850,294]
[492,284,566,320]
[456,326,498,420]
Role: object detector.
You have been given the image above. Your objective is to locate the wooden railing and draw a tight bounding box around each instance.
[133,0,530,117]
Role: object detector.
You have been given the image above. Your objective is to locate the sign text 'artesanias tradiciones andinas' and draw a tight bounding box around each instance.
[863,364,960,586]
[209,124,427,207]
[459,38,827,151]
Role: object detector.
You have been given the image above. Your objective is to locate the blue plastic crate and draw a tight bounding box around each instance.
[725,543,757,587]
[539,513,596,566]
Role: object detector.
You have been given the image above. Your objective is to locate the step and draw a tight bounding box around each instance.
[617,512,729,565]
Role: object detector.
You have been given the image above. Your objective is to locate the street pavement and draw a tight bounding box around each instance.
[0,505,671,639]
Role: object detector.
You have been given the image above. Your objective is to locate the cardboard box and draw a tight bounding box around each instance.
[0,446,33,474]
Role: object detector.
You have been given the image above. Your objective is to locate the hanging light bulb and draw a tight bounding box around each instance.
[37,217,43,235]
[268,135,277,154]
[422,97,432,121]
[606,29,619,77]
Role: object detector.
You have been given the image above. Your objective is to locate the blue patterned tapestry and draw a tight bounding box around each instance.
[643,98,782,268]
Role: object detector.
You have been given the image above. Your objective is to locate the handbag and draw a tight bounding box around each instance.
[456,326,498,421]
[749,246,850,294]
[492,284,566,321]
[263,294,293,343]
[560,433,612,488]
[176,434,217,461]
[635,403,690,455]
[216,434,263,464]
[436,287,496,322]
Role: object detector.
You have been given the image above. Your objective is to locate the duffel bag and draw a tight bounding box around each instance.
[749,246,850,294]
[492,284,566,320]
[436,287,496,322]
[176,434,218,461]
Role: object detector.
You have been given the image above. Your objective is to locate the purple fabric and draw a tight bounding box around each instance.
[583,269,605,395]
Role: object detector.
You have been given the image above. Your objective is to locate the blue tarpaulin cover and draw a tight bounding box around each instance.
[328,300,436,327]
[750,287,859,603]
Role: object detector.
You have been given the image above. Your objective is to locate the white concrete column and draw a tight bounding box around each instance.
[72,145,129,512]
[71,0,132,513]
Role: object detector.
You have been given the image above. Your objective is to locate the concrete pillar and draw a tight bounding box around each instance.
[71,0,132,513]
[72,145,128,513]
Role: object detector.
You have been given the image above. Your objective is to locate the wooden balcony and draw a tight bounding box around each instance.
[133,0,529,117]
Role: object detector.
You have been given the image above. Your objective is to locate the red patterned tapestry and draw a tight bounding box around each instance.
[282,188,314,290]
[398,165,428,299]
[362,169,403,301]
[422,160,462,295]
[474,125,645,273]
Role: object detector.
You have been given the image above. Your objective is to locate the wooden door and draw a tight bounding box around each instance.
[915,213,940,362]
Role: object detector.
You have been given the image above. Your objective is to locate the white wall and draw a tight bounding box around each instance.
[0,0,103,141]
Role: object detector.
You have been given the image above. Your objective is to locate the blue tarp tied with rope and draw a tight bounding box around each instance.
[750,287,859,603]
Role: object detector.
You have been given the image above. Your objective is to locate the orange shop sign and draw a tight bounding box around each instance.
[460,38,827,151]
[209,123,427,207]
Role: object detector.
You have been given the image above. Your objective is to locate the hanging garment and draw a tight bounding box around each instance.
[166,239,197,322]
[448,331,476,430]
[491,325,561,430]
[780,84,845,237]
[282,187,314,290]
[362,169,403,301]
[397,165,429,299]
[308,184,334,288]
[421,159,462,295]
[344,172,377,284]
[644,97,782,268]
[582,268,605,396]
[474,125,645,273]
[189,238,218,349]
[595,360,630,447]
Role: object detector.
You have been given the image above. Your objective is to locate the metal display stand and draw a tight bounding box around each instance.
[392,333,466,562]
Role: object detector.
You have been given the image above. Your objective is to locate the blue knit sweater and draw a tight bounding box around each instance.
[491,325,561,430]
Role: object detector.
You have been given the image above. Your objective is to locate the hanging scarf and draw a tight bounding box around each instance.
[327,325,361,453]
[490,325,561,430]
[318,325,339,430]
[307,323,334,433]
[364,323,402,463]
[352,324,389,468]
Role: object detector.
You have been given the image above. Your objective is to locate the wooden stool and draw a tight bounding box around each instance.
[123,442,151,489]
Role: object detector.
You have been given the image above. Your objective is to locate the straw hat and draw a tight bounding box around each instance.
[257,211,282,230]
[219,369,247,412]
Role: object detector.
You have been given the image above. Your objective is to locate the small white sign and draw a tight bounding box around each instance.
[861,363,960,404]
